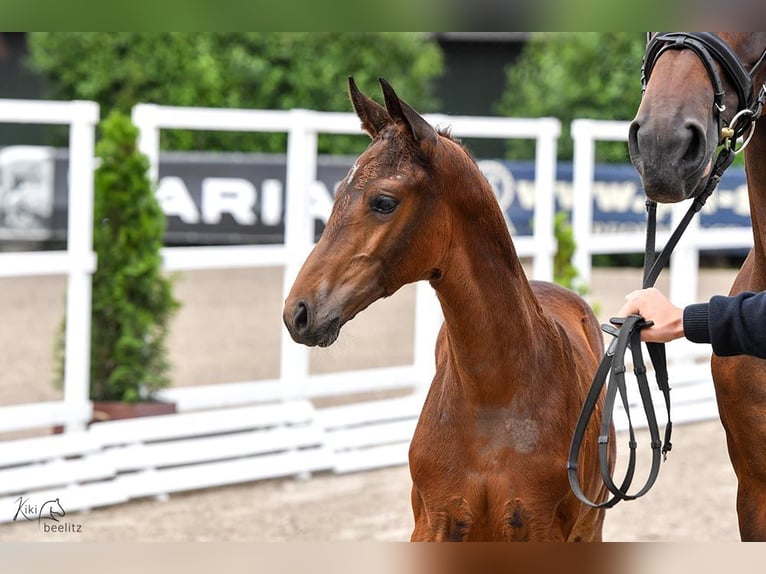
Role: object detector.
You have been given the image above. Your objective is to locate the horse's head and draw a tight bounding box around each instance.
[628,32,766,203]
[283,78,455,347]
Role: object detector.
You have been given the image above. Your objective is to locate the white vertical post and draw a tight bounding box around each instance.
[280,110,315,400]
[669,201,699,308]
[668,201,702,361]
[531,118,560,282]
[571,120,596,287]
[413,282,442,392]
[132,104,161,182]
[63,101,99,432]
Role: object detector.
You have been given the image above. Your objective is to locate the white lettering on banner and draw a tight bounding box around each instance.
[705,185,750,217]
[155,176,333,228]
[478,160,517,233]
[514,180,538,211]
[156,176,200,224]
[734,185,750,216]
[155,170,752,231]
[478,160,516,209]
[202,178,256,225]
[310,181,334,224]
[260,179,283,226]
[554,182,574,210]
[592,181,638,212]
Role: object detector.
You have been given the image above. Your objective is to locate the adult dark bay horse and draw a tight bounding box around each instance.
[283,78,612,541]
[628,32,766,540]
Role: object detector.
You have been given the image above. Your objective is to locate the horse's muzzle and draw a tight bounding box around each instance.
[628,115,714,203]
[283,299,341,347]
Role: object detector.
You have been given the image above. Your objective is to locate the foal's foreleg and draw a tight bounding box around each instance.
[736,479,766,541]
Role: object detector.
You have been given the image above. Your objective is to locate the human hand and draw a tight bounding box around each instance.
[615,287,684,343]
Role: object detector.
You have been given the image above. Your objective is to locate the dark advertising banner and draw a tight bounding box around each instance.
[0,148,751,247]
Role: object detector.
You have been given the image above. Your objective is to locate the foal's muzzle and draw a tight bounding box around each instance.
[283,299,341,347]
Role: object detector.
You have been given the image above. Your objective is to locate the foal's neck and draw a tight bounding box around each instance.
[431,176,549,403]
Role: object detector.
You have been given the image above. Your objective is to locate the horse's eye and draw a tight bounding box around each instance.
[371,195,399,214]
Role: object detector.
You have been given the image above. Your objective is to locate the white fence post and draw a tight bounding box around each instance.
[280,110,315,401]
[63,101,100,432]
[571,120,598,287]
[531,118,560,281]
[413,282,442,393]
[132,103,161,182]
[571,119,633,287]
[669,202,700,308]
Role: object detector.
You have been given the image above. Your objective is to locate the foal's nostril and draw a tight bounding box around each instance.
[292,301,310,334]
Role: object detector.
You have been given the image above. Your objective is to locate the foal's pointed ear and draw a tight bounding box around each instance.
[348,76,390,138]
[378,77,437,145]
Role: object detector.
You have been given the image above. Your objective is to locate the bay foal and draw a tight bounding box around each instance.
[284,78,611,540]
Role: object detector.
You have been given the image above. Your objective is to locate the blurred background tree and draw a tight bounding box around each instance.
[496,32,645,162]
[26,32,444,155]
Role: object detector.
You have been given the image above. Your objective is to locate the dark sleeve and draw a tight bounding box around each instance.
[683,291,766,359]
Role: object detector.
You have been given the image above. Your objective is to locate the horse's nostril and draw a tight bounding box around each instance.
[682,121,706,167]
[627,120,642,167]
[293,301,310,334]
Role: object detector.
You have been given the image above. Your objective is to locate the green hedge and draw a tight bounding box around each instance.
[496,32,646,162]
[27,32,444,155]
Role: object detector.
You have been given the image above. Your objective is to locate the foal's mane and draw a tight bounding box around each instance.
[435,125,481,167]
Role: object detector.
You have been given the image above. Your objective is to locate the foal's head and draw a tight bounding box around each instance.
[628,32,766,203]
[283,77,478,347]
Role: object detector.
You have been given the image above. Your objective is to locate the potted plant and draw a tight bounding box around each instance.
[54,111,179,422]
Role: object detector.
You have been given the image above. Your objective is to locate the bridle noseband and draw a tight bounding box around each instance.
[643,32,766,151]
[568,32,766,509]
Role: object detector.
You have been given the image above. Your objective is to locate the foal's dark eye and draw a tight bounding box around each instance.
[371,195,399,214]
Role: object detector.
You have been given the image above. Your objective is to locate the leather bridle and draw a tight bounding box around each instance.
[643,32,766,150]
[568,32,766,509]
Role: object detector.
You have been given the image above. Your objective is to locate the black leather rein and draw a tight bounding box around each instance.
[566,165,725,509]
[567,32,766,509]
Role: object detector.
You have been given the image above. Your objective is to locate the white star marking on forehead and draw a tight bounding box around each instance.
[345,160,359,185]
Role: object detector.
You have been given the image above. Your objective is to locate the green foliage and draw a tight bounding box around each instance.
[26,32,444,155]
[553,211,601,315]
[553,211,579,290]
[553,210,588,295]
[496,32,646,162]
[54,111,179,402]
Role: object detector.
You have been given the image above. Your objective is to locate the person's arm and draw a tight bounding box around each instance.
[701,291,766,359]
